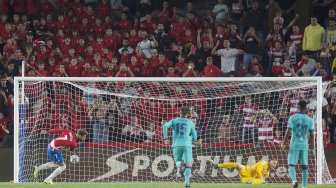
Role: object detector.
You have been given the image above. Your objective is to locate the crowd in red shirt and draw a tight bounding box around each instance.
[0,0,335,146]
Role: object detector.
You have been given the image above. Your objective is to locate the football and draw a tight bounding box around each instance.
[70,155,80,164]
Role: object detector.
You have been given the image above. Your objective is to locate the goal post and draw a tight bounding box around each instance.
[13,77,332,184]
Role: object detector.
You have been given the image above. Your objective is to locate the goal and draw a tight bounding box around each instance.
[13,77,333,184]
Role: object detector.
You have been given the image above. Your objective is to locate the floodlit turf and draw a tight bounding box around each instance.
[0,183,335,188]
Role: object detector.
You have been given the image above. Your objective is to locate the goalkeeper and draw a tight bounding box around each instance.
[209,159,278,184]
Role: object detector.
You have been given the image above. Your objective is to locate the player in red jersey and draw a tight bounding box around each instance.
[33,129,88,184]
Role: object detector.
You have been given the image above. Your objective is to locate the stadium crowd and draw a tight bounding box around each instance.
[0,0,336,147]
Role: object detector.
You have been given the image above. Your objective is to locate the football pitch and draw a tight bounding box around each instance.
[0,183,335,188]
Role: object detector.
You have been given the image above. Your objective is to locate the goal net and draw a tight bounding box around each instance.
[14,77,333,184]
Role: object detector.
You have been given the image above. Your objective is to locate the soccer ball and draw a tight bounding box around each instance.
[70,155,80,164]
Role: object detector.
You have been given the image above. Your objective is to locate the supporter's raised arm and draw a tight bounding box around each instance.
[211,40,220,55]
[197,29,202,49]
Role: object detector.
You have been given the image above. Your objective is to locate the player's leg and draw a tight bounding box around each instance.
[208,159,239,169]
[34,148,60,178]
[44,150,66,184]
[288,150,299,188]
[173,147,184,178]
[183,146,193,188]
[238,165,254,184]
[301,150,309,188]
[34,162,58,178]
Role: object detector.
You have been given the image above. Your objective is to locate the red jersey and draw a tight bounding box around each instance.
[289,33,303,50]
[0,0,9,15]
[203,64,222,77]
[104,35,118,52]
[183,70,198,77]
[284,96,303,115]
[96,2,111,19]
[270,47,286,64]
[174,61,188,75]
[256,115,274,141]
[67,65,82,77]
[118,20,132,31]
[239,104,258,128]
[140,65,152,76]
[14,0,25,14]
[0,118,8,138]
[26,0,38,15]
[323,128,330,146]
[116,70,133,77]
[48,129,78,151]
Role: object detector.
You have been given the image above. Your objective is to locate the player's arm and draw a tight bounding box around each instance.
[309,119,315,151]
[67,142,78,152]
[191,122,197,142]
[47,129,66,134]
[163,120,173,142]
[282,128,291,149]
[281,117,293,149]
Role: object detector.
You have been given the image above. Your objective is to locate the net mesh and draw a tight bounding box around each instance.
[16,79,333,183]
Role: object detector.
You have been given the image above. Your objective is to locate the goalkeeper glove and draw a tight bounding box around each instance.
[208,160,218,169]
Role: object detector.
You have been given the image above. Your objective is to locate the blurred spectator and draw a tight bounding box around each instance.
[88,100,109,143]
[239,96,258,144]
[165,66,178,77]
[217,115,237,143]
[118,39,134,55]
[212,39,243,76]
[154,24,172,53]
[272,59,299,77]
[266,0,282,29]
[276,106,289,135]
[122,116,147,142]
[202,57,222,77]
[242,27,262,68]
[138,33,158,59]
[0,0,335,146]
[213,0,229,23]
[0,76,13,96]
[323,18,336,54]
[156,1,170,27]
[243,0,266,40]
[246,63,262,77]
[138,0,153,18]
[303,15,325,57]
[324,8,336,28]
[116,63,134,77]
[0,112,9,142]
[323,119,331,147]
[145,121,156,142]
[253,109,278,145]
[183,62,198,77]
[268,129,283,146]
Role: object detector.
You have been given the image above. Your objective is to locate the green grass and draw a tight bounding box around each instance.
[0,183,335,188]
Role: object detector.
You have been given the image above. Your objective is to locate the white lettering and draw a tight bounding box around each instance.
[276,166,288,178]
[196,156,212,176]
[151,155,174,177]
[222,155,242,177]
[132,155,150,177]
